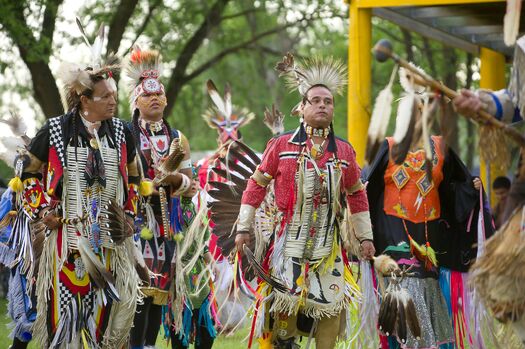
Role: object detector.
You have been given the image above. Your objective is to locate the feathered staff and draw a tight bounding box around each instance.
[373,39,525,168]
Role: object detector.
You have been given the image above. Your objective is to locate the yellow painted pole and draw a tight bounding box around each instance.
[348,1,372,166]
[479,47,506,204]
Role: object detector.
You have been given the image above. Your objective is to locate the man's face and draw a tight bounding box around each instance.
[494,187,509,203]
[137,92,167,121]
[302,86,334,128]
[83,80,117,121]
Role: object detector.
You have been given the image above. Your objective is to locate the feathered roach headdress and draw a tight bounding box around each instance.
[203,79,254,144]
[57,17,120,112]
[123,45,165,113]
[275,52,347,96]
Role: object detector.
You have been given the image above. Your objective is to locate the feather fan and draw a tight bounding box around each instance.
[103,200,132,244]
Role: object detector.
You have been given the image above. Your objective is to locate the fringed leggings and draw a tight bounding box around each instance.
[170,299,216,349]
[130,296,163,347]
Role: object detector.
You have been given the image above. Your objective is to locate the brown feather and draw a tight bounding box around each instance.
[158,140,185,174]
[227,147,258,172]
[396,298,407,343]
[405,297,421,340]
[232,141,261,167]
[243,245,287,291]
[207,189,240,204]
[263,104,285,135]
[208,201,241,214]
[218,157,253,179]
[275,52,296,76]
[211,168,247,189]
[103,200,132,245]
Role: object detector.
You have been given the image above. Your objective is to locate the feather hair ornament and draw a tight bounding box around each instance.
[263,104,285,135]
[203,79,255,142]
[504,0,522,46]
[57,18,120,112]
[366,65,398,163]
[275,52,347,96]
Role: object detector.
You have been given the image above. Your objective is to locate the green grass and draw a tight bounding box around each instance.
[0,297,251,348]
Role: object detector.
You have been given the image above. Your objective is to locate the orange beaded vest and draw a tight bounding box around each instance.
[383,136,444,224]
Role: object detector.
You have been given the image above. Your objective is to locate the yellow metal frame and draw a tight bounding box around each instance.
[347,0,508,200]
[354,0,504,8]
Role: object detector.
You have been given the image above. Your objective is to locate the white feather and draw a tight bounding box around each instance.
[75,17,92,49]
[206,80,227,117]
[399,64,426,94]
[91,24,105,69]
[504,0,522,46]
[224,83,232,120]
[393,92,415,143]
[0,112,27,136]
[369,65,398,142]
[0,137,25,167]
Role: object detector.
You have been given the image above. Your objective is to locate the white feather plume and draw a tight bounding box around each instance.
[0,111,27,136]
[393,92,416,143]
[0,137,25,167]
[276,53,347,96]
[206,79,228,118]
[399,64,426,94]
[368,65,398,143]
[504,0,522,46]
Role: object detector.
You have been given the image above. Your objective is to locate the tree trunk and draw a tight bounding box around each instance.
[164,0,231,117]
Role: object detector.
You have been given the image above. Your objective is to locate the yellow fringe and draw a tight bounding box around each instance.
[139,180,154,197]
[8,177,23,193]
[140,227,154,240]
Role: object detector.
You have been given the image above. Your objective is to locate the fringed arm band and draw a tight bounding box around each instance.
[250,168,273,188]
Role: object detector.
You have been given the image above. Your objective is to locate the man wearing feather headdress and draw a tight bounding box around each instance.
[232,53,375,349]
[122,45,214,349]
[366,66,494,349]
[7,20,144,348]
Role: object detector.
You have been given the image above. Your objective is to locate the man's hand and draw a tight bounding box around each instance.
[453,89,482,117]
[235,232,251,256]
[360,240,376,260]
[473,177,482,191]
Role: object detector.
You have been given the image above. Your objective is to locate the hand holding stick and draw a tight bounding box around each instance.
[372,39,525,148]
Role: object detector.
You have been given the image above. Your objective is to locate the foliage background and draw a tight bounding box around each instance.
[0,0,504,179]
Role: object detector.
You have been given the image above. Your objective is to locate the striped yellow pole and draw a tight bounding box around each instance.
[348,1,372,166]
[479,47,506,204]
